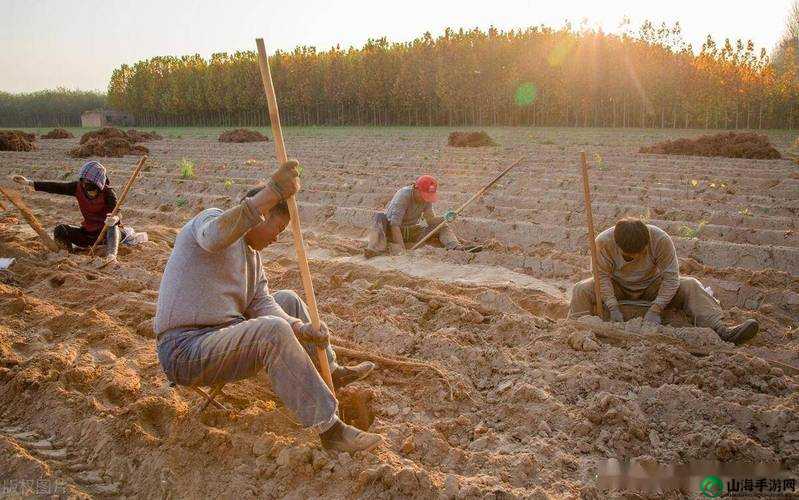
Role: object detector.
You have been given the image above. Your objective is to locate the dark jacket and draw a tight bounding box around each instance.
[33,181,117,233]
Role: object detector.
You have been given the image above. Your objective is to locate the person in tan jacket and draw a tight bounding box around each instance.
[568,218,758,345]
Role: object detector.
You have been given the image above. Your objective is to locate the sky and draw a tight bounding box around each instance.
[0,0,793,93]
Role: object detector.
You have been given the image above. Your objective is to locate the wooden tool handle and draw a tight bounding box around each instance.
[580,152,603,317]
[0,186,59,252]
[256,38,335,395]
[89,156,148,256]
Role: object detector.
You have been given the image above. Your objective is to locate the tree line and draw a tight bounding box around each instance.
[106,22,798,129]
[0,89,106,127]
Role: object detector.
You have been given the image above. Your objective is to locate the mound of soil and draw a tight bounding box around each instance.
[41,128,74,139]
[218,128,269,143]
[126,129,162,142]
[79,127,128,145]
[0,131,37,152]
[639,132,781,159]
[69,137,148,158]
[447,131,497,147]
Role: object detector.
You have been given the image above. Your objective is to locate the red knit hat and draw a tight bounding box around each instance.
[414,175,438,203]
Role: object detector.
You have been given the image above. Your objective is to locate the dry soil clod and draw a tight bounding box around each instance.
[447,131,497,147]
[218,128,269,143]
[639,132,781,159]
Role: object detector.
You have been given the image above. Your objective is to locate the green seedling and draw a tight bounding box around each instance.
[738,207,753,217]
[224,179,233,189]
[679,220,707,239]
[175,196,188,207]
[179,158,195,179]
[594,153,606,171]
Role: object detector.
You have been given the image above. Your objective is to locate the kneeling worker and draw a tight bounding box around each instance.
[568,218,758,345]
[364,175,480,258]
[12,161,121,264]
[154,160,381,453]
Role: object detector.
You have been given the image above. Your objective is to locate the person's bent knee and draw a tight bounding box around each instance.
[573,278,595,297]
[274,289,301,306]
[680,277,704,295]
[53,224,69,240]
[251,316,296,345]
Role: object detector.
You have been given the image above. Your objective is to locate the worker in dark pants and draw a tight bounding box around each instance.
[12,161,120,265]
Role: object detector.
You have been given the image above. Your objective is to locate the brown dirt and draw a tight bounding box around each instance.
[79,127,128,145]
[125,129,163,142]
[639,132,782,159]
[0,131,36,152]
[41,128,74,139]
[0,128,797,498]
[218,128,270,143]
[447,131,497,147]
[69,137,149,158]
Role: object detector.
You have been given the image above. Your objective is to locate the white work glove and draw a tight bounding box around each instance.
[11,175,33,187]
[104,214,120,227]
[644,306,662,325]
[295,321,330,346]
[608,305,624,323]
[388,242,405,255]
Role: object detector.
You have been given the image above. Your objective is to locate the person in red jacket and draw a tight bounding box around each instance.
[12,161,120,263]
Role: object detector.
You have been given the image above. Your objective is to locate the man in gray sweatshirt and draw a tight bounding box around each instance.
[568,218,759,345]
[155,160,381,453]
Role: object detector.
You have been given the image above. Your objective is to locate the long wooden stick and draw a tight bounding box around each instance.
[0,186,59,252]
[580,151,603,316]
[256,38,335,395]
[411,156,525,250]
[89,156,148,255]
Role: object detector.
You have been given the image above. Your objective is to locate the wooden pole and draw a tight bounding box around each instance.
[411,157,525,250]
[580,152,603,317]
[256,38,335,395]
[0,186,59,252]
[89,156,148,256]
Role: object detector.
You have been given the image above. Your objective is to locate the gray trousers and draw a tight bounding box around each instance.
[568,276,724,329]
[157,290,338,431]
[366,212,459,252]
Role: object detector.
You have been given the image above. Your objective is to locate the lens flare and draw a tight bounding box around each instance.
[514,83,537,107]
[547,38,577,67]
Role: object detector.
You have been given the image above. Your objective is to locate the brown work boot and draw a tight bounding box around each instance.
[716,319,759,345]
[332,361,375,389]
[363,248,381,259]
[320,420,382,453]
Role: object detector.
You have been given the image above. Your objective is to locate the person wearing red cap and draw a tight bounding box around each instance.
[364,175,475,257]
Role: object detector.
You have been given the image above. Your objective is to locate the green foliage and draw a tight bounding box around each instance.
[0,88,106,127]
[175,196,188,207]
[594,153,606,171]
[179,158,195,179]
[105,23,796,129]
[679,220,707,239]
[224,178,233,189]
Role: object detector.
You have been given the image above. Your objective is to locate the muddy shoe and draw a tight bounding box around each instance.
[320,420,382,453]
[332,361,375,389]
[717,319,759,345]
[363,248,381,259]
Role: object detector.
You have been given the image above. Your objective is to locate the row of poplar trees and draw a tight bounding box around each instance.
[0,89,105,127]
[107,23,797,129]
